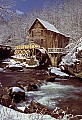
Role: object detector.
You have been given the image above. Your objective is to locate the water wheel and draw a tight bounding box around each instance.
[35,48,52,66]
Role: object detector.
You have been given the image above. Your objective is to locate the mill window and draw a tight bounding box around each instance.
[32,31,34,37]
[41,30,43,36]
[41,39,43,47]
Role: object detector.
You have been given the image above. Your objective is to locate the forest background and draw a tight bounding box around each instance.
[0,0,82,46]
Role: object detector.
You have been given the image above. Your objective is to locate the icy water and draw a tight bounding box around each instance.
[26,78,82,116]
[0,64,82,116]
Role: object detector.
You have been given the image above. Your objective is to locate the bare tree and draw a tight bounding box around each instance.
[0,0,16,19]
[0,0,82,46]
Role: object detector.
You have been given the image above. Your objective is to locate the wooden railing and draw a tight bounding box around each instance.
[48,48,66,54]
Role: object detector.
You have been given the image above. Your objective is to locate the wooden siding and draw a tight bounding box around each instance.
[28,19,69,66]
[28,19,69,50]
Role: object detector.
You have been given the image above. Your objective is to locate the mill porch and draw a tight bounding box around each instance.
[48,48,67,66]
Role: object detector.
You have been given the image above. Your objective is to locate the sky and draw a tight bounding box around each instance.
[12,0,45,14]
[11,0,63,15]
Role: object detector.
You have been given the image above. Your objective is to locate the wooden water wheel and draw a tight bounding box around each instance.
[35,48,52,66]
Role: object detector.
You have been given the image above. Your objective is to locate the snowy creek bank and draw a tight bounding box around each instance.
[60,37,82,78]
[0,62,82,119]
[1,80,82,120]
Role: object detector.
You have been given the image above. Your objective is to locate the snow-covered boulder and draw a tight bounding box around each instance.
[0,68,4,72]
[1,95,12,107]
[60,37,82,78]
[8,87,25,103]
[48,67,69,78]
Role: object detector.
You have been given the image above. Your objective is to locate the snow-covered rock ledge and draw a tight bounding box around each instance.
[60,37,82,78]
[48,67,69,78]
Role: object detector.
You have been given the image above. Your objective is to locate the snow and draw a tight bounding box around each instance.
[10,87,25,93]
[37,18,60,34]
[48,67,69,77]
[37,48,46,54]
[0,68,4,72]
[4,55,39,69]
[0,104,58,120]
[60,37,82,67]
[17,107,26,112]
[9,59,17,64]
[65,43,75,53]
[12,54,26,59]
[8,64,22,68]
[77,46,82,51]
[3,59,16,65]
[25,64,38,68]
[0,104,3,110]
[60,51,79,66]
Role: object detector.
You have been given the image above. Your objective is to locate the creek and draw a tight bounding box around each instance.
[0,63,82,116]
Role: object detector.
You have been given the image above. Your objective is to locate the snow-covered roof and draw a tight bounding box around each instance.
[29,18,69,37]
[37,18,60,33]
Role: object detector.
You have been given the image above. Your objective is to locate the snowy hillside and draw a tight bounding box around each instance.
[60,37,82,77]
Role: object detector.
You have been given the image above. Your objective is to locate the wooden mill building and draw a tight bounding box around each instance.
[28,18,69,66]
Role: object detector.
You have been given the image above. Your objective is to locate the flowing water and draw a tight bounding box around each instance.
[0,62,82,116]
[25,79,82,116]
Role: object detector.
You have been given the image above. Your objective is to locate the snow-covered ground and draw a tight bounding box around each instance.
[60,37,82,67]
[48,67,69,77]
[0,104,65,120]
[3,54,39,70]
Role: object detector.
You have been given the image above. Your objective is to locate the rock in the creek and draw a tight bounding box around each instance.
[24,101,53,115]
[8,87,25,103]
[46,76,56,82]
[27,82,39,91]
[0,68,4,72]
[24,101,66,119]
[1,94,12,107]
